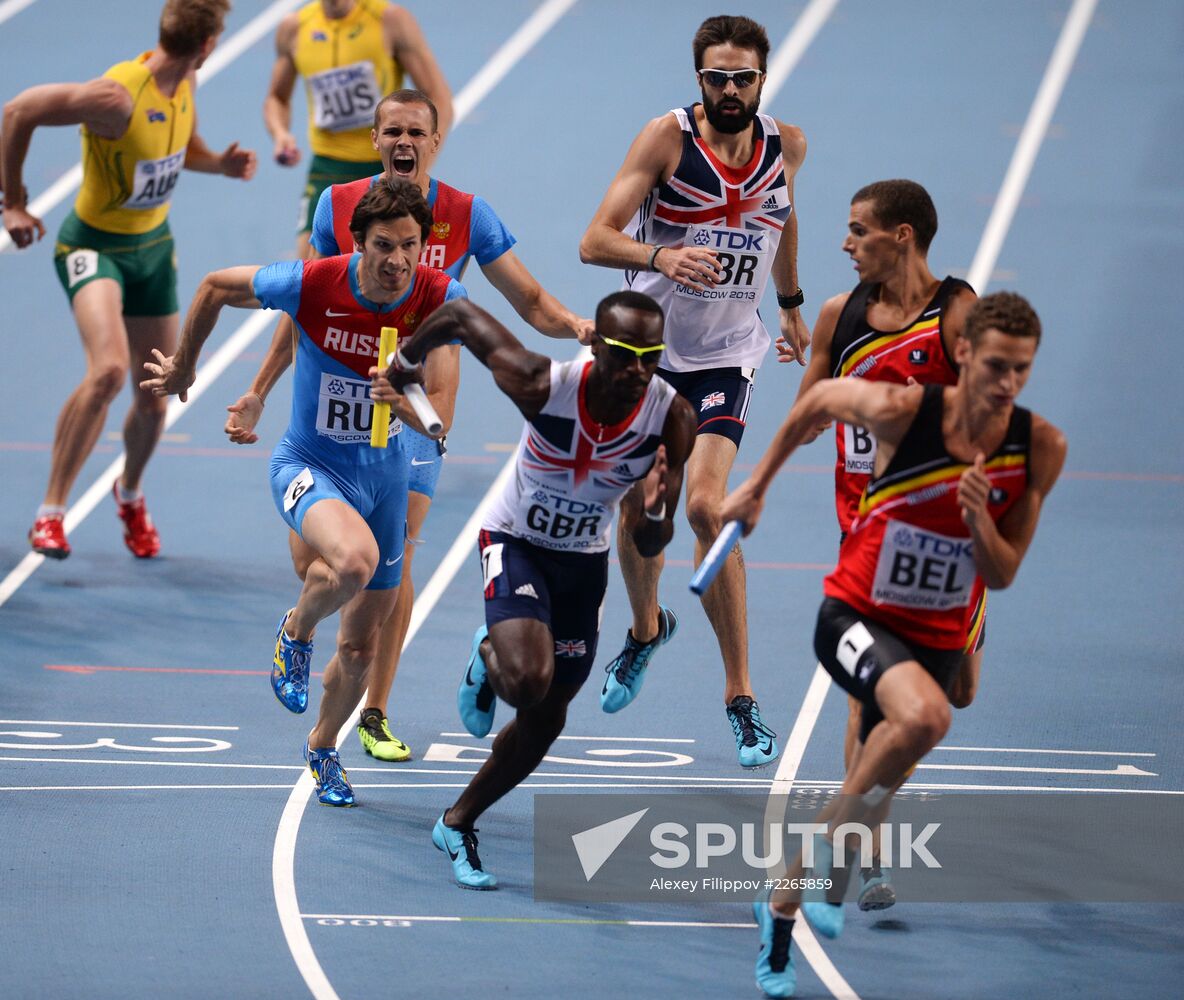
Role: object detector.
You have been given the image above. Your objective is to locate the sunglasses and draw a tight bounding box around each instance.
[697,67,764,89]
[599,335,665,366]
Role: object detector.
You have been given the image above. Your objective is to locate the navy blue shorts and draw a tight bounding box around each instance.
[657,366,754,446]
[477,529,608,685]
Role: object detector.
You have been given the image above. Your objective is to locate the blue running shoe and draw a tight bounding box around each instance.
[432,813,497,890]
[753,899,796,997]
[272,609,312,714]
[801,834,844,939]
[858,862,896,911]
[726,695,779,768]
[303,741,354,807]
[600,605,678,713]
[458,625,495,737]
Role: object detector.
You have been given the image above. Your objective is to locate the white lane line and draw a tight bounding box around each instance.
[304,913,753,929]
[917,762,1157,778]
[966,0,1098,292]
[0,719,238,730]
[0,0,304,253]
[439,732,696,742]
[937,745,1156,757]
[764,0,840,99]
[0,309,279,610]
[0,0,38,28]
[270,6,579,998]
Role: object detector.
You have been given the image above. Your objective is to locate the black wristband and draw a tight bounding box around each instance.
[777,288,804,310]
[646,245,664,272]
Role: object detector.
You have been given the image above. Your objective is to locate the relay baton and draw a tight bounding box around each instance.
[370,327,399,448]
[394,348,444,438]
[689,520,743,595]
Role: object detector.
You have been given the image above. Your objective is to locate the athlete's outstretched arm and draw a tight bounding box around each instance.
[481,250,593,343]
[771,121,809,365]
[388,299,551,418]
[958,415,1067,589]
[630,396,697,558]
[720,378,920,535]
[140,266,263,401]
[262,13,301,166]
[1,78,132,247]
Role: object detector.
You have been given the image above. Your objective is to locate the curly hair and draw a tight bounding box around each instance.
[349,179,433,245]
[963,291,1042,346]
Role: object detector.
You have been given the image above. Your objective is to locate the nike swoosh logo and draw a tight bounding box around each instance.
[325,309,351,317]
[410,458,435,466]
[464,661,479,687]
[385,555,402,566]
[446,845,460,861]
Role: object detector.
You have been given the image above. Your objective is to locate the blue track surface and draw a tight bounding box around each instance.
[2,2,1182,998]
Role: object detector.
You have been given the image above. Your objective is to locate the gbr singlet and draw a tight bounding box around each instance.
[483,360,677,553]
[624,106,791,372]
[824,384,1030,650]
[831,277,972,533]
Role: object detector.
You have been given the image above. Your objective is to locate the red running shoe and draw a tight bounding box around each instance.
[29,515,70,559]
[113,483,161,558]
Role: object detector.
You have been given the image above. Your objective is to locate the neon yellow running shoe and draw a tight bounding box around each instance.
[356,708,411,762]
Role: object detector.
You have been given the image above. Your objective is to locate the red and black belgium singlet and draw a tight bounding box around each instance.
[824,384,1030,650]
[831,276,972,532]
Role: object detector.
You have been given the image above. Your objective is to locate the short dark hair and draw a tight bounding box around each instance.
[372,88,439,132]
[158,0,229,58]
[963,291,1042,347]
[349,180,433,245]
[851,179,938,253]
[693,15,770,73]
[595,290,665,332]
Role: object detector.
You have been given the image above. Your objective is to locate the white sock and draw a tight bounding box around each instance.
[36,504,66,519]
[115,482,142,504]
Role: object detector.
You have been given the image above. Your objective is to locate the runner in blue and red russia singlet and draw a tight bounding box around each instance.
[253,252,464,588]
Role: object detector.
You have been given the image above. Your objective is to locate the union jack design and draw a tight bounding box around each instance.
[700,391,726,411]
[554,639,587,657]
[522,425,647,490]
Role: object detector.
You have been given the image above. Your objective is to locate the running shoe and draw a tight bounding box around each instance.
[752,898,796,998]
[304,741,354,806]
[356,708,411,762]
[858,861,896,911]
[272,609,312,714]
[801,834,845,939]
[29,515,70,559]
[726,695,779,768]
[432,812,497,890]
[113,483,160,558]
[600,606,678,713]
[458,625,495,738]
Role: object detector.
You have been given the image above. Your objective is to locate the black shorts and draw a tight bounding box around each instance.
[657,366,754,446]
[814,596,964,741]
[477,530,608,685]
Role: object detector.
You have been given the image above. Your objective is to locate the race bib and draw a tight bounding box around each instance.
[309,61,381,132]
[283,467,314,512]
[65,250,98,288]
[521,489,607,552]
[124,149,185,210]
[842,422,877,475]
[314,371,401,444]
[682,225,769,301]
[872,519,976,611]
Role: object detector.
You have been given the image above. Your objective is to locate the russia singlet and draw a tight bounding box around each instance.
[824,385,1030,650]
[831,277,972,533]
[624,106,790,372]
[483,360,677,552]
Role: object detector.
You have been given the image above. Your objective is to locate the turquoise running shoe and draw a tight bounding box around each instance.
[752,899,796,997]
[458,625,495,738]
[432,813,497,890]
[272,609,312,714]
[600,606,678,713]
[858,861,896,911]
[303,741,354,807]
[801,834,844,939]
[726,695,779,768]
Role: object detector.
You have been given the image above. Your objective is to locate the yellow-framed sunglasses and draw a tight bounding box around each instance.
[599,334,665,366]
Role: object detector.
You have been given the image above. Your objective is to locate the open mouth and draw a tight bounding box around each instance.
[391,153,416,176]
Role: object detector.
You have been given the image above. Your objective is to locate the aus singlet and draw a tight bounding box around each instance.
[831,276,972,532]
[293,0,402,162]
[824,384,1030,650]
[74,54,194,235]
[624,106,790,372]
[483,360,677,553]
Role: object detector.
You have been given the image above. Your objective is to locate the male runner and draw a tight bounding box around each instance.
[265,0,451,258]
[720,292,1066,997]
[2,0,256,559]
[142,182,463,806]
[579,14,808,767]
[229,89,592,764]
[792,179,977,909]
[371,293,696,889]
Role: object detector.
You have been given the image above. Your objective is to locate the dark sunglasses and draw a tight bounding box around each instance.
[697,67,764,89]
[599,335,665,366]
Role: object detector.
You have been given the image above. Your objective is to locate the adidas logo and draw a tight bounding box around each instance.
[515,583,539,599]
[612,463,632,475]
[760,194,778,210]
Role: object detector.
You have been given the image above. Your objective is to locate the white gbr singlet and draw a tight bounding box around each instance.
[483,359,677,553]
[625,106,791,372]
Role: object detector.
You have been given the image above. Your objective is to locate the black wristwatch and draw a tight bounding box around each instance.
[777,288,805,310]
